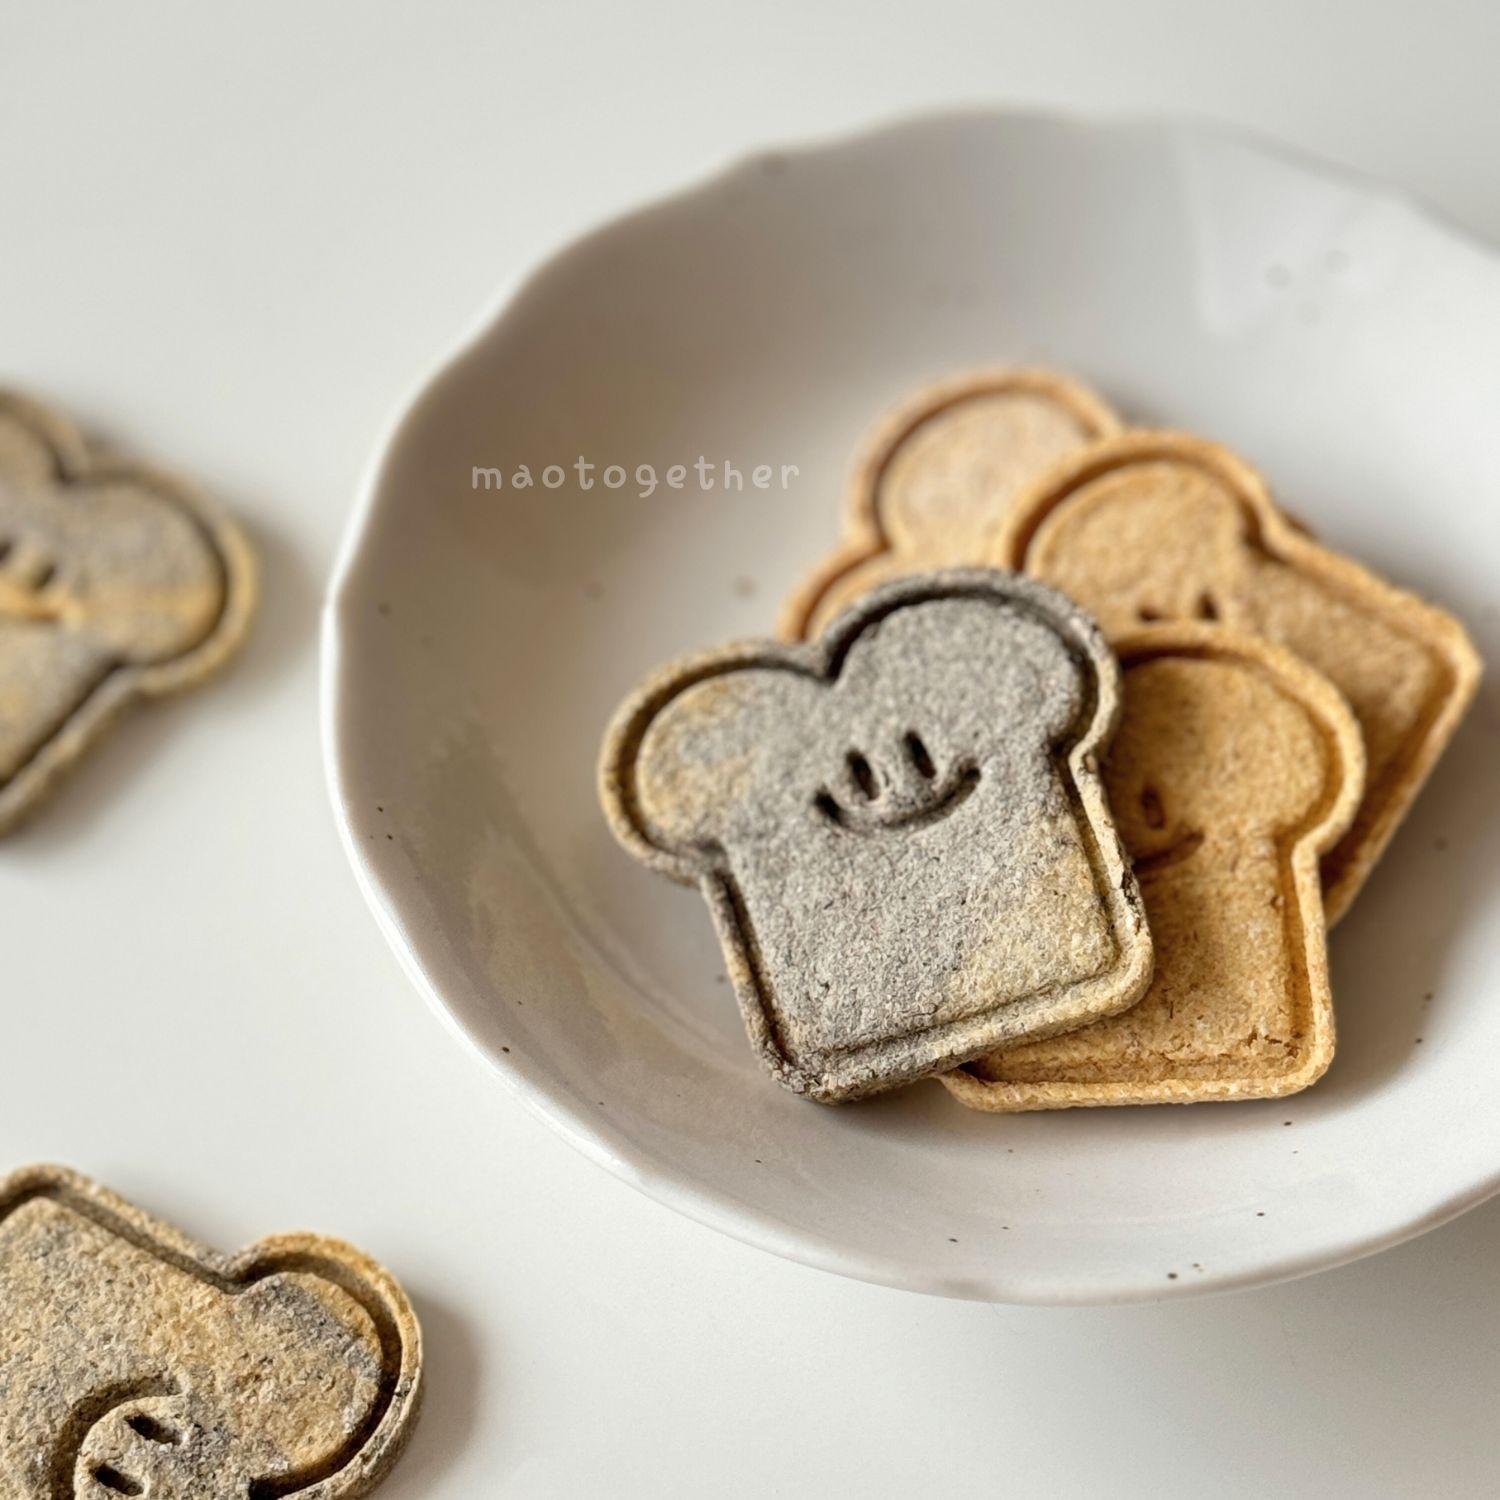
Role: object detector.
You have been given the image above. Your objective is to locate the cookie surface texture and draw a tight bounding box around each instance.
[0,392,256,832]
[601,569,1152,1102]
[0,1164,421,1500]
[994,431,1480,923]
[944,626,1364,1111]
[777,368,1121,641]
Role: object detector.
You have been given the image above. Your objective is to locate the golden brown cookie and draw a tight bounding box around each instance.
[944,625,1364,1110]
[601,570,1151,1103]
[0,392,256,833]
[0,1164,421,1498]
[994,432,1481,923]
[777,368,1120,641]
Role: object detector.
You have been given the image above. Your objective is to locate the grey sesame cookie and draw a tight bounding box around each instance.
[600,569,1151,1102]
[0,1164,421,1499]
[0,391,255,833]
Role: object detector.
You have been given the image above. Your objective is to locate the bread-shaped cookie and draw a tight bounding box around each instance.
[0,1164,421,1499]
[0,392,256,833]
[994,432,1480,923]
[777,369,1120,641]
[602,570,1152,1102]
[944,626,1364,1110]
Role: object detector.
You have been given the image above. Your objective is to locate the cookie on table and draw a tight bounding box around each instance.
[0,1164,421,1499]
[993,431,1481,923]
[945,625,1364,1111]
[777,368,1120,641]
[0,391,256,833]
[601,569,1152,1103]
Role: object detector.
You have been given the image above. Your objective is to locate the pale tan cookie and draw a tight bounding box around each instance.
[0,1164,421,1499]
[0,392,256,833]
[602,570,1152,1103]
[944,625,1364,1111]
[994,432,1481,923]
[777,368,1121,641]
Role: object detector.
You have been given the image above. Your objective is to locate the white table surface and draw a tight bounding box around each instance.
[6,3,1500,1494]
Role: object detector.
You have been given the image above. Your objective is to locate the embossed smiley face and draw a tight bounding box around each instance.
[629,590,1085,860]
[0,394,254,828]
[998,431,1482,923]
[1103,647,1344,874]
[949,627,1367,1111]
[1020,458,1259,630]
[812,730,979,835]
[69,1273,386,1499]
[0,432,224,657]
[0,1167,420,1500]
[602,571,1153,1101]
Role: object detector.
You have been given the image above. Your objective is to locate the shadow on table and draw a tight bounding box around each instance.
[940,1192,1500,1490]
[375,1289,486,1497]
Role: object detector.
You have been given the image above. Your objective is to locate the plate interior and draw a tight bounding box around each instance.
[327,113,1500,1301]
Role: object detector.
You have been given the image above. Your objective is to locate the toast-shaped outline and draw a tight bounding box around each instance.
[776,368,1121,642]
[601,569,1153,1102]
[943,624,1364,1111]
[0,392,257,834]
[993,431,1482,924]
[0,1164,421,1500]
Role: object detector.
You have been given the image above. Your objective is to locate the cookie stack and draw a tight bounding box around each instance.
[600,371,1481,1110]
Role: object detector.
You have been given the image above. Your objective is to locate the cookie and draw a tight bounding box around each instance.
[601,569,1152,1102]
[993,431,1481,923]
[944,625,1364,1110]
[0,391,256,833]
[777,368,1121,641]
[0,1164,421,1499]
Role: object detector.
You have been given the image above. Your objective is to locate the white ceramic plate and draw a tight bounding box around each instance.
[323,111,1500,1303]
